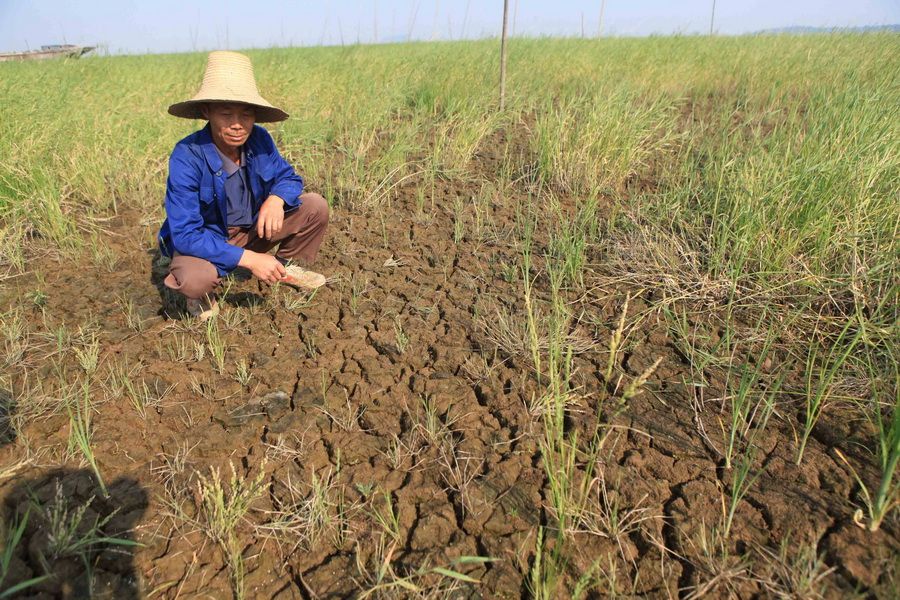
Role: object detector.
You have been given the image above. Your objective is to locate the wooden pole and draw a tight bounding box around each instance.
[500,0,510,110]
[709,0,716,36]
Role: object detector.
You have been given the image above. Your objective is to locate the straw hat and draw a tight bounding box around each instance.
[168,51,288,122]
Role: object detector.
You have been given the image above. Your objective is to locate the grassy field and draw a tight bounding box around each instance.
[0,34,898,598]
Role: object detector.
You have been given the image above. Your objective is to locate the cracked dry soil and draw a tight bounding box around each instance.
[1,160,898,598]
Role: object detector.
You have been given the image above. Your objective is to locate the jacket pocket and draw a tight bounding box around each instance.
[254,154,275,182]
[199,185,216,204]
[198,186,219,222]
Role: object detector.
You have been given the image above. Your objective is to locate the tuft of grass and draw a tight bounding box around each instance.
[532,91,675,195]
[754,535,836,599]
[369,489,402,545]
[452,197,466,243]
[437,444,484,518]
[348,274,370,316]
[526,527,566,600]
[0,510,49,598]
[393,317,409,354]
[604,296,629,384]
[684,522,753,600]
[797,318,863,465]
[194,460,267,600]
[66,383,107,497]
[32,480,137,562]
[571,473,659,563]
[722,389,774,538]
[258,468,351,555]
[104,360,173,419]
[116,294,145,332]
[282,287,318,312]
[355,533,491,599]
[234,359,252,386]
[835,369,900,532]
[719,323,781,470]
[73,331,101,376]
[547,196,599,289]
[317,390,365,432]
[205,319,227,374]
[413,395,460,449]
[862,365,900,531]
[0,309,28,368]
[88,236,118,271]
[163,332,193,363]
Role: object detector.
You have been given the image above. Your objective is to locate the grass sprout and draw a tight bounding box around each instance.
[0,510,49,597]
[257,468,350,555]
[73,332,101,376]
[797,318,863,465]
[754,535,836,599]
[355,533,491,599]
[205,319,228,374]
[0,310,28,368]
[116,294,145,332]
[194,460,267,600]
[33,480,136,561]
[234,358,251,386]
[66,383,107,497]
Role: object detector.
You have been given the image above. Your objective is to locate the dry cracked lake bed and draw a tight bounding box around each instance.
[2,167,897,599]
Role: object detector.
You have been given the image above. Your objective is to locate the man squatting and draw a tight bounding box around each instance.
[158,51,328,320]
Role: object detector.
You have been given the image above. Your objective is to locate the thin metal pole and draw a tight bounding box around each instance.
[512,0,519,37]
[408,1,420,42]
[431,0,440,41]
[461,0,471,40]
[500,0,510,111]
[709,0,716,36]
[599,0,607,37]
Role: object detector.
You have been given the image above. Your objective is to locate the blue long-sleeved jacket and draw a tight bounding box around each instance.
[157,123,304,275]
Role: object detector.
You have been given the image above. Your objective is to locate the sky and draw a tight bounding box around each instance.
[1,0,898,55]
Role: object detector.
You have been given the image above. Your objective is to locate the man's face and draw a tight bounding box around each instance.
[203,102,255,151]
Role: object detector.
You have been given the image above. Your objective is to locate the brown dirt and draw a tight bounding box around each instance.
[1,136,897,598]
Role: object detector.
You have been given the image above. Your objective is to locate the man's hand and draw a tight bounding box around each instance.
[257,195,286,240]
[239,250,286,284]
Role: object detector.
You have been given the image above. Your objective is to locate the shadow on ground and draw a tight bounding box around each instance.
[2,468,147,599]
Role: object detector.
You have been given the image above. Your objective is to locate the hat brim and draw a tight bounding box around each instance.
[168,99,289,123]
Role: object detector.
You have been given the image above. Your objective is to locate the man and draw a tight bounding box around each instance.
[158,51,328,320]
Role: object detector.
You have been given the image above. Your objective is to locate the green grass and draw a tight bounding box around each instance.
[0,510,49,598]
[194,461,267,600]
[66,383,107,497]
[3,36,895,287]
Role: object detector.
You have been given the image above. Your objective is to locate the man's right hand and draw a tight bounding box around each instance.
[238,250,286,284]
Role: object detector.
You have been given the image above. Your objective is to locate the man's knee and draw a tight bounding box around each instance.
[164,255,220,299]
[301,192,329,226]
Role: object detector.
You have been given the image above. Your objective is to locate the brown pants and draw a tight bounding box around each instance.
[164,192,329,299]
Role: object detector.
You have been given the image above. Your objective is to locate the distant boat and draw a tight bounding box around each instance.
[0,44,95,62]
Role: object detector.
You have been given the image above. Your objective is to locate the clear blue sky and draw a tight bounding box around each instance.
[1,0,898,54]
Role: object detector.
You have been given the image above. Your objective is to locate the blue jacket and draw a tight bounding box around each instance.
[157,124,304,275]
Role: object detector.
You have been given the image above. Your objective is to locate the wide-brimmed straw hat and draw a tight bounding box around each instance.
[168,51,288,122]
